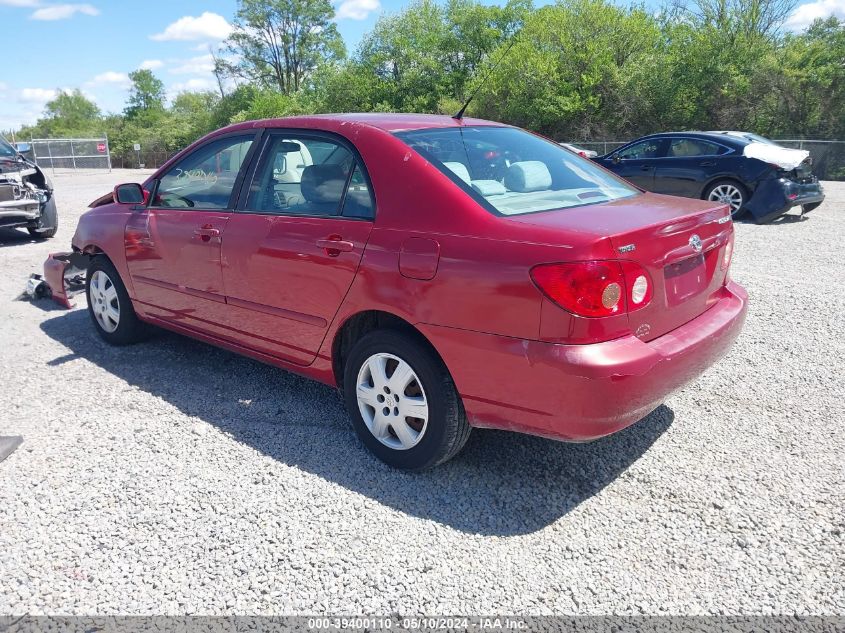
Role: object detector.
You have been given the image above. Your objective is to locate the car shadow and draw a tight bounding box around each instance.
[0,227,42,248]
[39,309,674,536]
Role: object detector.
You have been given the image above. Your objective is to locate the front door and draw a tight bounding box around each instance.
[220,132,376,365]
[655,137,729,197]
[606,138,666,191]
[125,132,258,330]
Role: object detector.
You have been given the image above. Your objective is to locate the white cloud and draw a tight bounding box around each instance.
[30,3,99,20]
[150,12,232,41]
[169,54,215,75]
[0,0,39,6]
[335,0,380,20]
[19,87,58,103]
[170,77,217,93]
[785,0,845,29]
[139,59,164,70]
[88,71,130,86]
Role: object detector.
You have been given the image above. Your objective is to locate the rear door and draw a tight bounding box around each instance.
[125,132,259,328]
[219,130,376,365]
[605,138,667,190]
[656,137,732,197]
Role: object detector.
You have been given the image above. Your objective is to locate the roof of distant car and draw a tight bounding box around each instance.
[633,131,751,148]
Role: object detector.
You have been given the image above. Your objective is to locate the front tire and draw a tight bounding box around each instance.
[343,330,471,471]
[86,257,146,345]
[802,201,822,213]
[28,197,58,239]
[705,180,747,219]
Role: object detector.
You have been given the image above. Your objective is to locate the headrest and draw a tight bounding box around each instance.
[504,161,552,192]
[471,179,507,196]
[443,162,471,183]
[301,164,347,203]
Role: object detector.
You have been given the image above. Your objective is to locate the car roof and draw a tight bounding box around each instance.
[640,131,749,147]
[223,113,506,134]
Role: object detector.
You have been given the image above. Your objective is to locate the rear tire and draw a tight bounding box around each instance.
[343,330,471,471]
[27,197,58,239]
[86,257,146,345]
[704,180,747,219]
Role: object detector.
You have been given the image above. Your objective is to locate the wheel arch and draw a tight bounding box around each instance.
[331,310,448,390]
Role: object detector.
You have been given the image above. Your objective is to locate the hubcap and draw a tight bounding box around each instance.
[356,353,429,451]
[89,270,120,333]
[709,184,743,213]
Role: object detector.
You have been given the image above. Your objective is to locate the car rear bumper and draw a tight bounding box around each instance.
[423,281,748,441]
[748,177,824,223]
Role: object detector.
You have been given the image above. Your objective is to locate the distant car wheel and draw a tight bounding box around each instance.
[27,197,58,239]
[86,257,146,345]
[705,180,747,219]
[343,330,471,471]
[802,202,822,213]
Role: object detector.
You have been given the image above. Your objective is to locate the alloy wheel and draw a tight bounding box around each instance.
[355,353,429,450]
[89,270,120,333]
[708,184,744,214]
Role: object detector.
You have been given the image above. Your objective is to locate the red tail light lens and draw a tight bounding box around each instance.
[620,261,652,312]
[531,261,625,317]
[531,261,653,317]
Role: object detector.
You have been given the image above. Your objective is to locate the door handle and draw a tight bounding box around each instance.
[699,161,716,166]
[316,236,354,256]
[193,226,221,242]
[640,165,651,171]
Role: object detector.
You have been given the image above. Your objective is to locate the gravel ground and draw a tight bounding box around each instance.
[0,170,842,616]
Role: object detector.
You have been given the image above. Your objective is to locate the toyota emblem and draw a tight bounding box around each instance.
[689,234,703,253]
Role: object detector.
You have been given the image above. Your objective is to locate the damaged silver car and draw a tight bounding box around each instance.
[0,134,57,239]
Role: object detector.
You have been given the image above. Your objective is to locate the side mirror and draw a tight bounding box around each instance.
[114,183,146,205]
[612,154,621,164]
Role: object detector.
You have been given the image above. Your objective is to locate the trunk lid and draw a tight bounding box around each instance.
[510,192,734,341]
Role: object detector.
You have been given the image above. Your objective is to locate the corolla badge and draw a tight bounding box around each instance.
[689,234,703,253]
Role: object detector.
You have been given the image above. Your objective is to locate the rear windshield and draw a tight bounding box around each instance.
[395,126,638,216]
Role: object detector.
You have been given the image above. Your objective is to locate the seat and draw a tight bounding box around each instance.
[288,164,347,215]
[443,162,471,183]
[504,161,553,192]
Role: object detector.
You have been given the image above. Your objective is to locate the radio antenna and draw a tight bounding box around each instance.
[453,35,519,121]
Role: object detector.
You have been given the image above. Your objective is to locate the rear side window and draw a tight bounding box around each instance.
[244,134,374,218]
[396,126,637,216]
[151,135,255,209]
[668,138,727,157]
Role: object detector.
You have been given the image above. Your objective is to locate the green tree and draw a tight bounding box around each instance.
[222,0,345,94]
[124,69,166,119]
[475,0,662,138]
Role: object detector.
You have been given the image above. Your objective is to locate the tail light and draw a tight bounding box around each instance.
[531,261,652,318]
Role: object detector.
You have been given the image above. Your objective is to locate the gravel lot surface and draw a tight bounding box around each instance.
[0,170,842,616]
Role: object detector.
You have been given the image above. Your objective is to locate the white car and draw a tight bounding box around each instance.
[559,142,598,159]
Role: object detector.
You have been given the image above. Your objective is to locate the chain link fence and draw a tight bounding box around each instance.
[29,138,111,172]
[572,139,845,180]
[109,144,173,170]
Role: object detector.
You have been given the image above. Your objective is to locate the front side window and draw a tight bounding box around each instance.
[245,134,372,218]
[668,138,725,157]
[617,139,663,160]
[396,126,638,216]
[151,135,255,209]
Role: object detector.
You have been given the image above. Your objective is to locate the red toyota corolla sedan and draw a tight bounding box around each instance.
[45,114,747,470]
